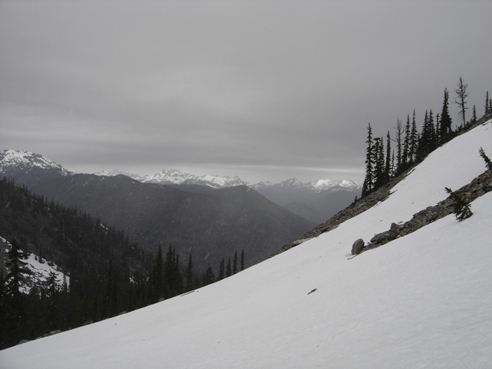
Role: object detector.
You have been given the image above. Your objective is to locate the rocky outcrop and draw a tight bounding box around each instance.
[361,168,492,253]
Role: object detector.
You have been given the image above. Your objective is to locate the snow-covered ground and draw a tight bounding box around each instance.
[1,120,491,368]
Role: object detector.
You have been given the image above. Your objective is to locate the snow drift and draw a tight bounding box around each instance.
[1,120,491,369]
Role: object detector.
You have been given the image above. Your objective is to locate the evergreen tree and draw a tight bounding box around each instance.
[184,254,194,292]
[361,123,374,197]
[225,258,232,277]
[148,246,164,303]
[440,88,453,141]
[410,110,418,163]
[240,250,245,271]
[445,187,473,221]
[485,91,490,114]
[218,258,225,280]
[454,77,469,128]
[479,147,492,171]
[233,251,238,274]
[402,115,411,170]
[373,137,385,189]
[202,267,215,286]
[470,105,477,127]
[4,240,30,345]
[385,131,392,181]
[394,118,403,172]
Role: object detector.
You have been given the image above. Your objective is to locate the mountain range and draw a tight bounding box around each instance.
[0,149,317,274]
[96,166,361,224]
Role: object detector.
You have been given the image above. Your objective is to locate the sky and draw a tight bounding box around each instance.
[1,0,491,184]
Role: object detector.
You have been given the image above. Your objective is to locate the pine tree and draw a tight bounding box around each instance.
[240,250,245,271]
[485,91,490,114]
[454,77,469,128]
[479,147,492,170]
[445,187,473,221]
[184,254,194,292]
[394,118,403,172]
[225,258,232,277]
[148,246,164,303]
[440,88,453,142]
[202,267,215,286]
[361,123,374,197]
[218,258,225,280]
[470,105,477,127]
[402,115,411,170]
[410,110,418,163]
[4,240,30,345]
[385,131,392,182]
[373,137,385,189]
[233,251,238,274]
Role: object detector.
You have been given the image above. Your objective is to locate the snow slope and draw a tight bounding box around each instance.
[1,121,491,368]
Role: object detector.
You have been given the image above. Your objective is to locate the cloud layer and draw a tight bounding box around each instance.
[1,1,491,183]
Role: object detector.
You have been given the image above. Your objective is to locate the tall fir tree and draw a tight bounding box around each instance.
[4,240,30,346]
[440,88,453,141]
[385,131,392,182]
[485,91,490,114]
[394,118,403,172]
[361,123,374,197]
[410,110,418,163]
[240,250,245,271]
[402,115,411,171]
[184,254,194,292]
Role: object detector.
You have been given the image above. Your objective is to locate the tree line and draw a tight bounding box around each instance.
[362,78,491,197]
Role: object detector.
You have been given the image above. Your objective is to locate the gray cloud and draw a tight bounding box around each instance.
[1,1,491,183]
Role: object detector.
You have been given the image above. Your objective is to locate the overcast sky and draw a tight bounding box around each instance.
[1,0,491,184]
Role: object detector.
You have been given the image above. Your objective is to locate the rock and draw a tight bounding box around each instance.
[370,229,398,244]
[351,238,365,255]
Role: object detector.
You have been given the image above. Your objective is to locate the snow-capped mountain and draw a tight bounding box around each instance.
[0,149,71,177]
[94,169,144,181]
[252,177,361,193]
[2,121,490,369]
[140,169,248,188]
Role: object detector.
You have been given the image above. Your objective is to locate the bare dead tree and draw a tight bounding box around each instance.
[454,77,469,128]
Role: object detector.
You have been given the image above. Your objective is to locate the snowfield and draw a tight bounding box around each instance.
[1,120,491,368]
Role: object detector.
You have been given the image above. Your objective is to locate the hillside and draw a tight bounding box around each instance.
[1,119,490,368]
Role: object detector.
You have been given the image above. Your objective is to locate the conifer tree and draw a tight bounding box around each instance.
[470,105,477,127]
[184,254,194,292]
[445,187,473,221]
[240,250,245,271]
[202,267,215,286]
[440,88,453,141]
[233,251,238,274]
[479,147,492,171]
[402,115,411,170]
[454,77,469,128]
[385,131,392,181]
[485,91,490,114]
[4,240,30,345]
[394,118,403,172]
[218,258,225,280]
[361,123,374,197]
[225,258,232,277]
[410,110,418,163]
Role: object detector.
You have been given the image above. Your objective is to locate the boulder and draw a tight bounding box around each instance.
[370,229,398,244]
[351,238,365,255]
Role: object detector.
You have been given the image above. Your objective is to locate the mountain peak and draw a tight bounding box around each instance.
[0,149,71,176]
